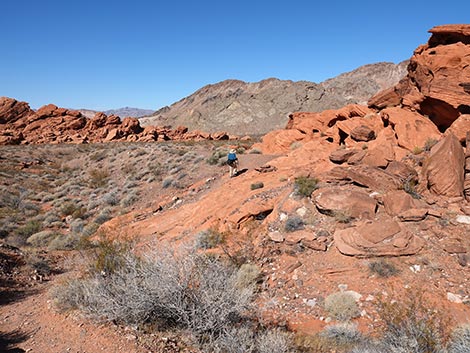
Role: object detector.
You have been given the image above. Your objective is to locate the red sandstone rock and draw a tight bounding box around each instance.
[350,125,376,142]
[334,219,424,256]
[422,133,465,197]
[0,97,33,124]
[381,107,441,151]
[312,186,377,220]
[369,24,470,131]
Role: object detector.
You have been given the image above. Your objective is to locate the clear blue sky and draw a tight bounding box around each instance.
[1,0,469,111]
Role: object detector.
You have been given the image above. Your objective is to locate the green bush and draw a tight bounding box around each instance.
[294,176,319,197]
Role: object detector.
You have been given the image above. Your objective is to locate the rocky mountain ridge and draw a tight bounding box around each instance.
[78,107,154,119]
[140,61,408,135]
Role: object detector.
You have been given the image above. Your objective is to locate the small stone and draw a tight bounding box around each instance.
[306,299,317,307]
[338,284,348,291]
[447,292,463,303]
[456,215,470,224]
[268,231,284,243]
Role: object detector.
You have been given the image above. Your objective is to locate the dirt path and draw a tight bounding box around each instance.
[1,278,147,353]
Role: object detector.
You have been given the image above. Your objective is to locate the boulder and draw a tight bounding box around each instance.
[334,219,425,256]
[325,164,402,192]
[447,114,470,143]
[313,186,377,220]
[421,133,465,197]
[350,125,376,142]
[329,148,361,164]
[383,190,422,217]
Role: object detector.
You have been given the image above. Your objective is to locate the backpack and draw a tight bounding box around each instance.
[227,152,237,161]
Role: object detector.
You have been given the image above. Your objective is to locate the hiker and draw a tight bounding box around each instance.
[227,148,239,177]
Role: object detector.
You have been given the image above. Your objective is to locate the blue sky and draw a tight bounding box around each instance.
[1,0,469,111]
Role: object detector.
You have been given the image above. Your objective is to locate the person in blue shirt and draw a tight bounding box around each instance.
[227,148,239,177]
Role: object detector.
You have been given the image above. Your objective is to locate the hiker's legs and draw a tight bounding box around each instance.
[229,165,235,177]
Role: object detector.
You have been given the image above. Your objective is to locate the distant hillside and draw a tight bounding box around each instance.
[78,107,154,119]
[140,61,408,135]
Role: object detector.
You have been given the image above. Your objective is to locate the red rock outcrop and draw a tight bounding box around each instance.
[421,133,465,197]
[369,24,470,132]
[0,97,234,145]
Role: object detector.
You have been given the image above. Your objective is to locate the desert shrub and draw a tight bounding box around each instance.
[52,245,255,345]
[94,209,111,225]
[26,230,58,247]
[257,328,292,353]
[249,148,262,154]
[284,216,305,232]
[207,149,227,165]
[294,176,319,197]
[324,291,361,322]
[88,168,110,188]
[448,324,470,353]
[211,326,257,353]
[120,191,139,208]
[15,220,42,239]
[401,177,421,200]
[196,229,225,249]
[102,192,119,206]
[333,210,353,224]
[60,201,86,218]
[162,177,174,188]
[368,259,400,278]
[320,322,363,346]
[424,138,439,152]
[250,182,264,190]
[48,233,85,250]
[234,263,261,289]
[375,289,450,353]
[88,238,133,275]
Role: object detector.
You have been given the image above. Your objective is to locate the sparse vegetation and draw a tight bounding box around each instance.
[324,291,361,321]
[196,229,225,249]
[368,259,400,278]
[294,176,319,197]
[375,288,451,353]
[52,244,257,350]
[250,182,264,190]
[284,216,305,232]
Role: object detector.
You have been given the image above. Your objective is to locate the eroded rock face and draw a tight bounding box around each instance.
[369,24,470,132]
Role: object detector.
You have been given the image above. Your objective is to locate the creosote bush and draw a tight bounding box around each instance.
[294,176,319,197]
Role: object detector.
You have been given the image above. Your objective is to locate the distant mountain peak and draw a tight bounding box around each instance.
[140,61,409,135]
